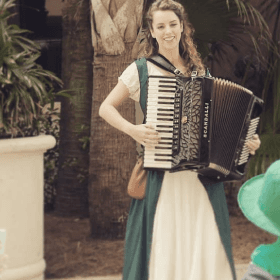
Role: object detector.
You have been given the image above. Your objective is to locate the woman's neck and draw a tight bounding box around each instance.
[158,48,183,68]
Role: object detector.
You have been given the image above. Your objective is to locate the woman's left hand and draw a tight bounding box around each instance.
[246,134,261,155]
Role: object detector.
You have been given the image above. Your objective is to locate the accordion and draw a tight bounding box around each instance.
[143,74,264,182]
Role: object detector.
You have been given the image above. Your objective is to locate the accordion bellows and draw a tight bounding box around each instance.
[143,74,263,182]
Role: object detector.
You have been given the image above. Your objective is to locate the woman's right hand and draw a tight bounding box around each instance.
[129,124,161,148]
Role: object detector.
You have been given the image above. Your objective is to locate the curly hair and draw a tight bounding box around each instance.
[141,0,205,76]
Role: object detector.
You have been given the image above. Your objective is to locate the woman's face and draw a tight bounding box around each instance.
[150,10,183,53]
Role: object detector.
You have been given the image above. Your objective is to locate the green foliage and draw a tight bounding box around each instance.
[247,134,280,178]
[0,0,65,137]
[77,124,90,150]
[245,1,280,177]
[180,0,272,64]
[41,107,60,211]
[0,0,73,209]
[78,136,90,150]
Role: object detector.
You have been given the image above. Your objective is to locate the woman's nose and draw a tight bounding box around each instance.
[165,25,172,34]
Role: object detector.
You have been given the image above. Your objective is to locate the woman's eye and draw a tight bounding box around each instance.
[158,26,164,29]
[171,24,177,27]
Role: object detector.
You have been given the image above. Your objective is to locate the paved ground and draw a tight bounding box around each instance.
[50,263,249,280]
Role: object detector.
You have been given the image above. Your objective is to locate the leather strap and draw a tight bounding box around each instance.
[147,54,197,76]
[147,54,180,75]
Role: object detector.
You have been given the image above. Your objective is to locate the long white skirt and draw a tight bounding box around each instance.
[148,170,233,280]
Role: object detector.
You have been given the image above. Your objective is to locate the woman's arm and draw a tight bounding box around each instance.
[99,80,160,148]
[99,80,134,135]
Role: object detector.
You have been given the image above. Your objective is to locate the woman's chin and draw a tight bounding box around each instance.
[159,43,180,53]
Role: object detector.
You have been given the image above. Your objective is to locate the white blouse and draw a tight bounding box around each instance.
[119,61,175,102]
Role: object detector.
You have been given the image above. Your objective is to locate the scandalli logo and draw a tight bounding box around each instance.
[203,102,210,138]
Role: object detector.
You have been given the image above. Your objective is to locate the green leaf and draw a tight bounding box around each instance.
[3,56,16,66]
[0,76,12,84]
[56,90,76,99]
[21,52,41,66]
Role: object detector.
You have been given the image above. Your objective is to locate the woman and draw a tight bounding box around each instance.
[99,0,261,279]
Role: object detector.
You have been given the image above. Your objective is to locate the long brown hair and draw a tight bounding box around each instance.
[142,0,205,76]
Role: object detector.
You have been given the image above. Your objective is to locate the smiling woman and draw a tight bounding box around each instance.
[142,0,205,77]
[98,0,261,279]
[98,1,234,279]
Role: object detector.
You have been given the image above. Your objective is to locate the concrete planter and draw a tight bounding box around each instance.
[0,135,56,280]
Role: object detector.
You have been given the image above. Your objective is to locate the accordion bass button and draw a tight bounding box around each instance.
[182,116,188,124]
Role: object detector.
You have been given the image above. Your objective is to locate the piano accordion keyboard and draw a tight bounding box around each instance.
[144,76,177,169]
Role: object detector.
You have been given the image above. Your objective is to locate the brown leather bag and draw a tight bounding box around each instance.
[127,156,147,200]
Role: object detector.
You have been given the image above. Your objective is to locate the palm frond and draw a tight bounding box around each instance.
[179,0,273,67]
[258,0,280,21]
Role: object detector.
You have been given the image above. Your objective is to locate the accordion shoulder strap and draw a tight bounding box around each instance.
[147,54,197,76]
[147,54,178,75]
[135,57,148,117]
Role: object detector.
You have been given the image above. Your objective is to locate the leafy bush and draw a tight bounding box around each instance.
[40,104,60,211]
[0,0,73,209]
[0,0,65,138]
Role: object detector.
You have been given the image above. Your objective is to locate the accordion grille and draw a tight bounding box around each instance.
[210,78,253,170]
[173,78,202,165]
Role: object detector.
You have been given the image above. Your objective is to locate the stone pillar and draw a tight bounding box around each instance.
[0,135,56,280]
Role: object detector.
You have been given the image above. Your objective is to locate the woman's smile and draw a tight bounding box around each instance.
[164,36,175,41]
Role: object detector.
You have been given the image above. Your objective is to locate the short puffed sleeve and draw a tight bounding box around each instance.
[118,62,140,102]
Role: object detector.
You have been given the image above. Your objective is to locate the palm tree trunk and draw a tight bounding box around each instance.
[89,0,144,238]
[89,46,136,238]
[55,0,93,217]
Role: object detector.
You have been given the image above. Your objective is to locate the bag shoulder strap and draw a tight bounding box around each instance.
[135,57,148,116]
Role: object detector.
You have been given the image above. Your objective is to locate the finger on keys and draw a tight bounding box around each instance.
[246,142,256,155]
[145,123,154,128]
[145,123,156,131]
[147,137,159,146]
[247,134,260,148]
[144,139,156,149]
[252,134,260,143]
[149,133,160,140]
[145,123,159,135]
[249,148,256,155]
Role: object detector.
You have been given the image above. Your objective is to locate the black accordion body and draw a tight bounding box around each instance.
[143,73,263,182]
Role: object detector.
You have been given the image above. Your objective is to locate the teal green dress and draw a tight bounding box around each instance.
[122,58,236,280]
